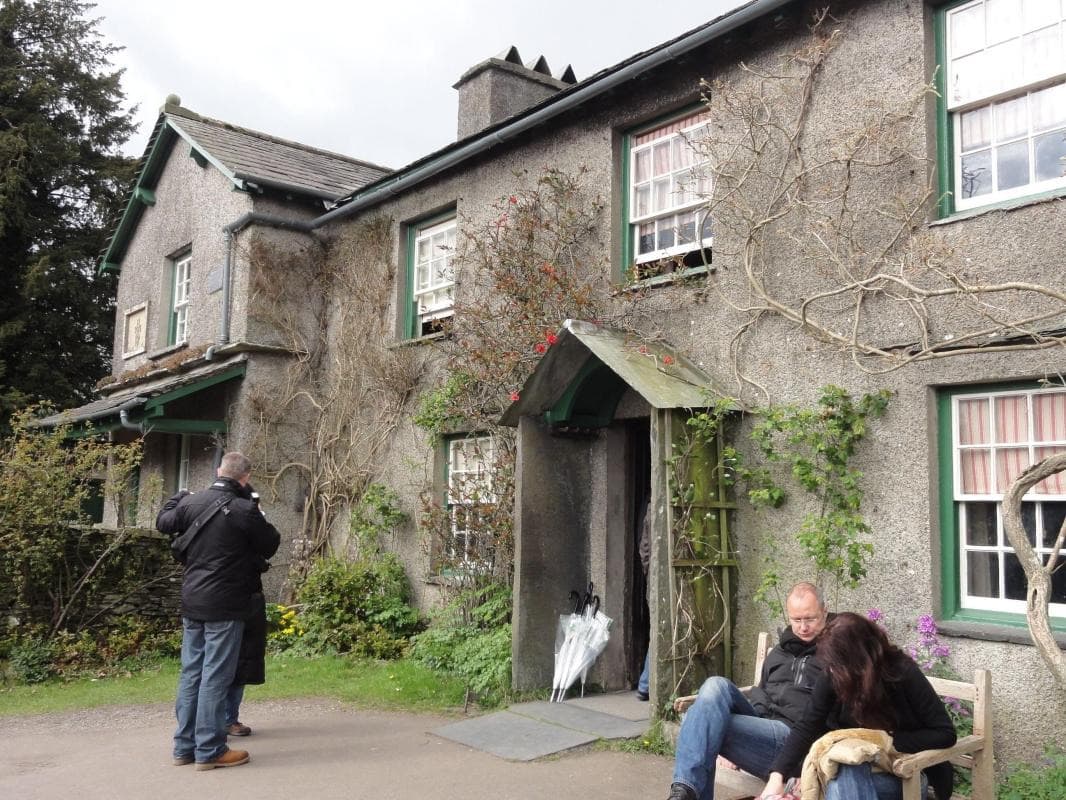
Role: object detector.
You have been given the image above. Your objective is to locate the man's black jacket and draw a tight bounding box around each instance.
[157,477,280,622]
[746,624,826,726]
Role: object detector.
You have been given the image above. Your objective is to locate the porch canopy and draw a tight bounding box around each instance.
[35,354,247,435]
[501,320,736,699]
[500,319,724,430]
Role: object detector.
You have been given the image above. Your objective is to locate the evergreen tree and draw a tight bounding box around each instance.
[0,0,135,426]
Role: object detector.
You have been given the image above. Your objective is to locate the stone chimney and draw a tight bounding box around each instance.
[454,46,577,140]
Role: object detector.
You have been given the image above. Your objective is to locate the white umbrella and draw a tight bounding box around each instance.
[551,591,585,702]
[551,592,613,702]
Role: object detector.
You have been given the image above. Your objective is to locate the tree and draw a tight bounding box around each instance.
[0,0,136,427]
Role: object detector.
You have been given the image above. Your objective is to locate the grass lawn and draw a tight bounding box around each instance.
[0,654,468,717]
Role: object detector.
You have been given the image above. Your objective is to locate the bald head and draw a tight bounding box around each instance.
[785,582,827,642]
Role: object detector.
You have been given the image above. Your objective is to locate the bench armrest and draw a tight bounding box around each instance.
[673,685,754,714]
[891,735,986,778]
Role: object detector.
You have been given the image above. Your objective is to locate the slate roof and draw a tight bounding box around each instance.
[166,107,391,201]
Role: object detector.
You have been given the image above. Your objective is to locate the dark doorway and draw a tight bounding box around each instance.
[628,418,651,688]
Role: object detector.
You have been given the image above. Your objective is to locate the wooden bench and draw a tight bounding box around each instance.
[672,633,994,800]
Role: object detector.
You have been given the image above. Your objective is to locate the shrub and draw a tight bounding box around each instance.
[295,555,421,659]
[997,746,1066,800]
[8,634,57,684]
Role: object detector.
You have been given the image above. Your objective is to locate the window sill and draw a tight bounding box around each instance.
[932,187,1066,227]
[147,342,188,360]
[390,330,448,349]
[619,264,712,293]
[937,617,1066,648]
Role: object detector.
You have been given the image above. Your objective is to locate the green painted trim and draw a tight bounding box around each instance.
[166,258,178,345]
[189,146,208,168]
[403,209,456,340]
[134,186,156,206]
[544,357,598,425]
[143,363,246,411]
[933,3,954,218]
[544,359,626,428]
[937,380,1066,628]
[142,419,228,434]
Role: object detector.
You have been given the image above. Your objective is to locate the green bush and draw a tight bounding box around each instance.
[997,746,1066,800]
[9,635,57,684]
[295,555,421,659]
[410,581,512,706]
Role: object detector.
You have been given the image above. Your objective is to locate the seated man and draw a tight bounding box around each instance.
[666,582,829,800]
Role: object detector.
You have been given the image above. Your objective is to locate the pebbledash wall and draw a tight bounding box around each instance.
[308,0,1065,764]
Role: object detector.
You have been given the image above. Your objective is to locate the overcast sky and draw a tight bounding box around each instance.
[92,0,745,169]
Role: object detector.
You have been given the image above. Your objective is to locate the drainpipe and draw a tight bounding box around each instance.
[206,212,314,360]
[117,396,148,433]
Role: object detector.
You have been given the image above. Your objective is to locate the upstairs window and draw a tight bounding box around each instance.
[941,0,1066,212]
[445,434,495,570]
[170,252,191,345]
[943,385,1066,620]
[625,108,713,277]
[407,215,456,337]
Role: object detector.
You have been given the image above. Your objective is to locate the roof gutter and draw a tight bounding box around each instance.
[310,0,792,229]
[208,212,316,357]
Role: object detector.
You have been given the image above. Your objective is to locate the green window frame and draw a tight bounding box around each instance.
[621,105,714,282]
[933,0,1066,218]
[404,211,456,339]
[938,382,1066,629]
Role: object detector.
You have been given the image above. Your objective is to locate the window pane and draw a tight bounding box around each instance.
[952,50,989,105]
[1032,83,1066,131]
[964,501,999,545]
[677,211,696,244]
[996,447,1032,491]
[961,107,992,150]
[986,39,1024,97]
[1034,446,1066,493]
[995,394,1029,442]
[1034,129,1066,181]
[986,0,1022,44]
[967,550,1000,597]
[994,96,1028,141]
[672,136,694,170]
[1043,502,1066,548]
[1004,553,1028,599]
[1022,500,1037,544]
[1034,392,1066,441]
[950,4,986,57]
[634,185,650,217]
[960,448,993,494]
[1023,0,1060,29]
[638,223,655,254]
[656,219,675,250]
[674,170,695,206]
[997,139,1031,188]
[699,214,713,242]
[1022,26,1063,85]
[961,149,993,197]
[653,178,671,212]
[959,398,991,444]
[652,142,671,176]
[634,149,651,183]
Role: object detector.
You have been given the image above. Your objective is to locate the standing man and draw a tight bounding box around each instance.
[666,582,829,800]
[157,452,280,770]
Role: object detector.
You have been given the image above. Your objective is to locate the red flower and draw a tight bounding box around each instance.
[508,195,518,204]
[534,343,547,353]
[509,391,520,402]
[545,332,557,345]
[662,355,674,365]
[638,345,649,355]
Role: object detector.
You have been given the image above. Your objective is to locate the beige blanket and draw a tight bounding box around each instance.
[799,728,896,800]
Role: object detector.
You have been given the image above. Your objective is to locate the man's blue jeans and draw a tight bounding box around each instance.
[174,617,245,762]
[673,676,791,800]
[824,763,925,800]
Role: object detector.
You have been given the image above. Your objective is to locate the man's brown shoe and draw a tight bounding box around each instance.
[227,721,252,736]
[195,749,249,771]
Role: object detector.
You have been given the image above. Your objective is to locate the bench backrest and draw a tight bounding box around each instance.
[926,671,992,738]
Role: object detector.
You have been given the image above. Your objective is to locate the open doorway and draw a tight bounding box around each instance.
[627,417,651,689]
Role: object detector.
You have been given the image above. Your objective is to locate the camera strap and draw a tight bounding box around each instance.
[170,496,234,559]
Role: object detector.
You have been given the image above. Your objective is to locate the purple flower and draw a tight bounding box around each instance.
[916,614,938,636]
[867,608,884,622]
[933,645,951,659]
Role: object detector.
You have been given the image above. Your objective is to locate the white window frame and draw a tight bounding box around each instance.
[951,386,1066,617]
[628,109,714,266]
[945,0,1066,210]
[446,434,495,570]
[177,434,191,492]
[171,253,192,344]
[412,217,456,332]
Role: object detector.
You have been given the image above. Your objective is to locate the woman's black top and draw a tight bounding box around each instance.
[769,657,957,800]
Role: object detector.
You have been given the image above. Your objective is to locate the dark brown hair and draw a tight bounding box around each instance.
[816,612,907,731]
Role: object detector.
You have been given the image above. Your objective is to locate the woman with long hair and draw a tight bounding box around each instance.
[758,612,957,800]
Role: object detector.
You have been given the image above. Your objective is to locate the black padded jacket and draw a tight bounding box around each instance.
[156,477,280,622]
[746,625,825,726]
